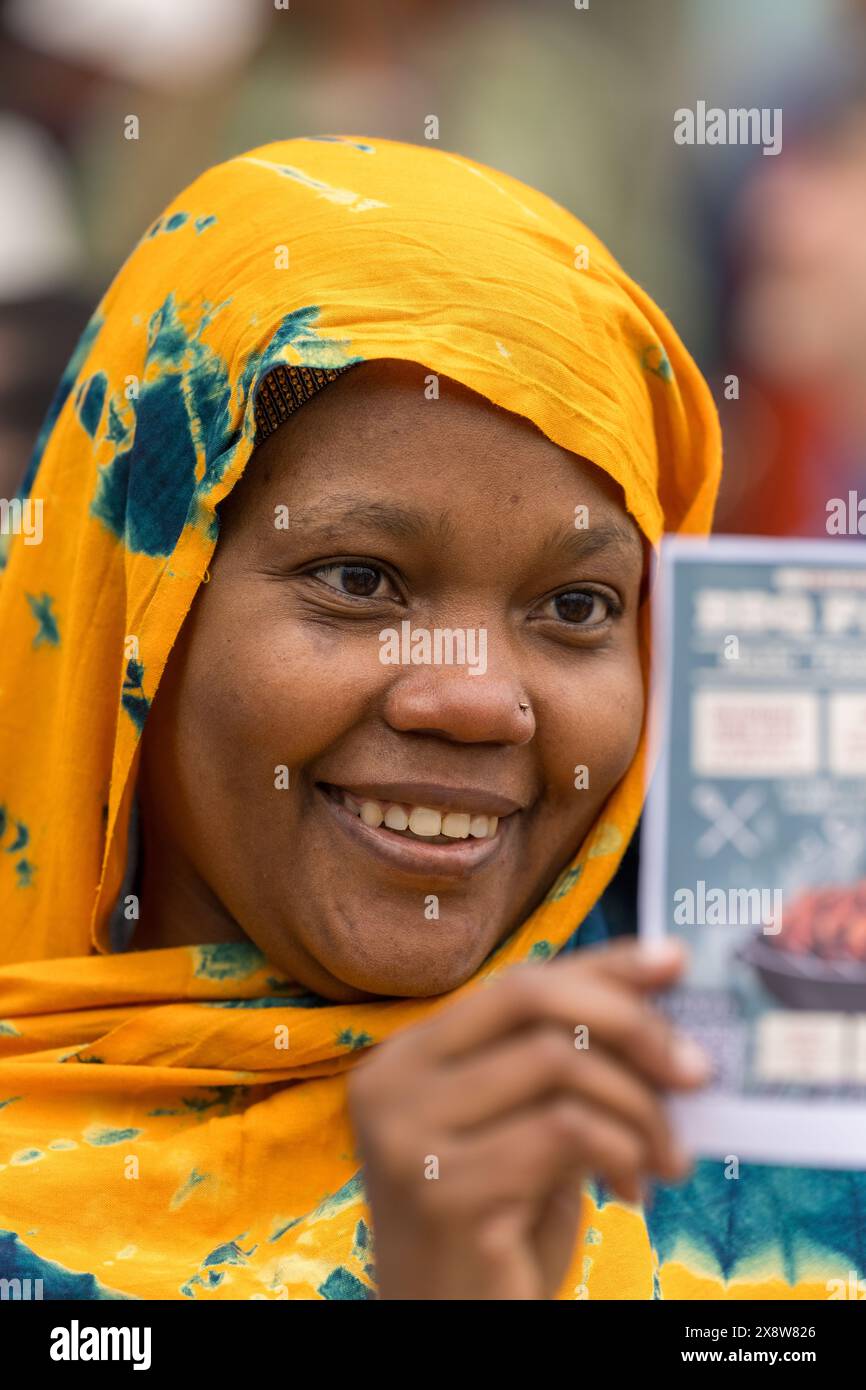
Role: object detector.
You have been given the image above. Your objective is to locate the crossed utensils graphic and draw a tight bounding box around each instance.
[692,784,765,858]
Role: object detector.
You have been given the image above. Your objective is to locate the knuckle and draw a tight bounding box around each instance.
[657,1022,683,1071]
[636,1091,665,1140]
[545,1097,584,1146]
[531,1028,572,1078]
[346,1054,384,1111]
[414,1171,455,1222]
[502,965,548,1015]
[474,1215,522,1264]
[641,1016,677,1075]
[614,1000,654,1053]
[607,1130,645,1177]
[347,1053,412,1138]
[395,1146,465,1225]
[574,1108,643,1176]
[372,1118,423,1184]
[569,1106,603,1156]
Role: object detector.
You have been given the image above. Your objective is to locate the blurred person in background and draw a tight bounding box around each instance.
[681,0,866,536]
[715,87,866,536]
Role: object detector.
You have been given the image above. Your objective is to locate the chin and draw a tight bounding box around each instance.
[316,922,492,1001]
[334,964,478,1001]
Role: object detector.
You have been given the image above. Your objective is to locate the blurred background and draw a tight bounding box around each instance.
[1,0,865,535]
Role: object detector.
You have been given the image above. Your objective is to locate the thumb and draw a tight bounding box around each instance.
[575,934,688,992]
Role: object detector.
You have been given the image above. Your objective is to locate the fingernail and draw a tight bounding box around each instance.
[674,1036,712,1081]
[638,938,682,965]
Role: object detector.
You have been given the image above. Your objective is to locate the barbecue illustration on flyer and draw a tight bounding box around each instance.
[640,535,866,1165]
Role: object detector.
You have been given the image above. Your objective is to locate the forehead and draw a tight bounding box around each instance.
[231,360,643,556]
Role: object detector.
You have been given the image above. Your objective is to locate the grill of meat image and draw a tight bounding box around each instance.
[738,881,866,1011]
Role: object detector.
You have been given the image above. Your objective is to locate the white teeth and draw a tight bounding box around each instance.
[408,807,442,838]
[334,788,502,840]
[383,804,409,831]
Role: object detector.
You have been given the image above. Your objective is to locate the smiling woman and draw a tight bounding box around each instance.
[0,136,725,1300]
[135,360,646,1000]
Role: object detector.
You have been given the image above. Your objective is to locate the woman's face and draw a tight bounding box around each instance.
[137,360,645,1000]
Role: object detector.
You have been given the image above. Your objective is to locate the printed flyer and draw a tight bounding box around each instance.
[640,536,866,1165]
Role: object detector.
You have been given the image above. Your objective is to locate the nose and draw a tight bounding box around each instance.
[383,666,536,746]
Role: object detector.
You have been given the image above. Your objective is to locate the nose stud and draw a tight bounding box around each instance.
[518,701,530,713]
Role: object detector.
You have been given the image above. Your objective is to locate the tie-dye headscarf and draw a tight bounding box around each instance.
[0,135,732,1299]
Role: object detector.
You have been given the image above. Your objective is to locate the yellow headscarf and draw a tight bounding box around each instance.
[0,136,720,1299]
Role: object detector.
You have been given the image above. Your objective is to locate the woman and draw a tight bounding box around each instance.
[0,136,857,1301]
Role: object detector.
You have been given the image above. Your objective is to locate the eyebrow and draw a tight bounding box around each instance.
[287,495,456,546]
[288,495,642,566]
[540,520,644,567]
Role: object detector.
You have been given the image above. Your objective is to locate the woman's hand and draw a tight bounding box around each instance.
[347,937,709,1300]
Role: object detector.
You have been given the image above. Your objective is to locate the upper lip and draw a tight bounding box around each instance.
[323,781,526,817]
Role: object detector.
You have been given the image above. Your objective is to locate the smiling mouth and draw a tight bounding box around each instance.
[318,782,502,844]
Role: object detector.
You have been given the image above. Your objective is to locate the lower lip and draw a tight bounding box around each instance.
[316,785,511,880]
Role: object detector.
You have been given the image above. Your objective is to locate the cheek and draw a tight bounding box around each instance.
[179,590,380,772]
[541,647,645,803]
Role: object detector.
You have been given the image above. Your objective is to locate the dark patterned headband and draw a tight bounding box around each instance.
[253,363,356,444]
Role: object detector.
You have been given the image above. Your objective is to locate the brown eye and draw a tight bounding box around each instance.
[338,565,382,596]
[311,563,392,599]
[553,590,609,625]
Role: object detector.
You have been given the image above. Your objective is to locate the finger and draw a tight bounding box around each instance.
[534,934,689,987]
[425,936,688,1063]
[444,1094,650,1214]
[427,963,710,1093]
[587,936,689,989]
[531,1165,587,1297]
[432,1027,688,1180]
